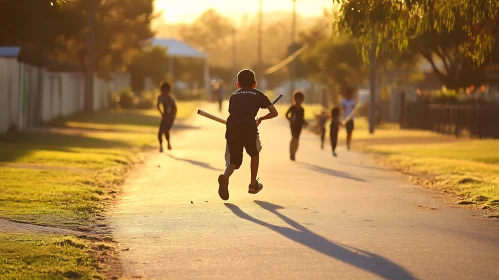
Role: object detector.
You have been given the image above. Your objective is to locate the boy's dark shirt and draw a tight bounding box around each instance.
[226,88,272,127]
[158,94,177,120]
[286,105,305,126]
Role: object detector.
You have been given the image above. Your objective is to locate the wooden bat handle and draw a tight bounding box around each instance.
[197,110,226,124]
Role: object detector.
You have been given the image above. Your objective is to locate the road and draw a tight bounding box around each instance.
[109,104,499,280]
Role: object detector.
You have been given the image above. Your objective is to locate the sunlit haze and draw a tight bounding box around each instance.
[154,0,333,23]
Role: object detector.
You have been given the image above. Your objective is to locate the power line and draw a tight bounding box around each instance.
[264,44,308,75]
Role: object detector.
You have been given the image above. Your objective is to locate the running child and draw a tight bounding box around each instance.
[330,107,341,157]
[286,91,308,161]
[156,82,177,152]
[217,69,278,201]
[341,88,356,150]
[216,81,226,112]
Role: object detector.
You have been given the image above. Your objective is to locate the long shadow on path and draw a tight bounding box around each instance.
[298,162,366,182]
[168,154,223,172]
[225,201,415,280]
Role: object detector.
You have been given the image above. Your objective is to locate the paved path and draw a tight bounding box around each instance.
[110,104,499,280]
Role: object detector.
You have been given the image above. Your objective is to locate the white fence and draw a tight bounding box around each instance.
[0,57,21,132]
[0,57,130,133]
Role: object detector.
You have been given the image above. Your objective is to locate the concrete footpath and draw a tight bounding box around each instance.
[109,104,499,279]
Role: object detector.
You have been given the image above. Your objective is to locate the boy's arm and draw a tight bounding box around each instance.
[157,97,163,116]
[257,105,278,126]
[285,106,293,120]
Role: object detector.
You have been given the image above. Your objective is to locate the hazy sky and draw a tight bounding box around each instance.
[155,0,333,23]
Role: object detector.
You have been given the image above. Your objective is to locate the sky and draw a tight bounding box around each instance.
[154,0,333,23]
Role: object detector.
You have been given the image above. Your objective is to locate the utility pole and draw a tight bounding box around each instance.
[290,0,297,96]
[257,0,263,76]
[85,0,95,112]
[232,27,237,86]
[369,26,377,134]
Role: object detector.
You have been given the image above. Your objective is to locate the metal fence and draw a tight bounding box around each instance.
[401,103,499,138]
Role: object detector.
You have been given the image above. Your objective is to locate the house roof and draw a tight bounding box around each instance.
[0,46,21,58]
[152,38,207,59]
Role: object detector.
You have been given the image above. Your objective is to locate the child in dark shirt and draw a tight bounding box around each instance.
[286,91,308,161]
[156,82,177,152]
[217,69,278,201]
[330,107,342,157]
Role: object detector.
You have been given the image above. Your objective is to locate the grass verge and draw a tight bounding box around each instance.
[0,234,102,280]
[0,101,199,278]
[339,118,499,215]
[363,140,499,213]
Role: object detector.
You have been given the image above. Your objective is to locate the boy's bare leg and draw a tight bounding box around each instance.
[250,154,259,185]
[219,164,234,201]
[158,131,164,152]
[223,164,236,180]
[347,132,352,149]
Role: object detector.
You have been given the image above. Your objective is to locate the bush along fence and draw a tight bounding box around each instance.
[400,102,499,139]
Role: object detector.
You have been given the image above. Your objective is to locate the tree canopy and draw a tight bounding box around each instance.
[0,0,157,79]
[333,0,499,89]
[334,0,498,65]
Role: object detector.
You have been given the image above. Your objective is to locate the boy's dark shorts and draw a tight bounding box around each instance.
[225,124,260,169]
[345,119,354,133]
[159,117,174,133]
[290,124,303,138]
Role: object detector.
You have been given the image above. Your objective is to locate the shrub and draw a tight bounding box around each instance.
[431,88,458,104]
[118,88,138,109]
[135,91,157,109]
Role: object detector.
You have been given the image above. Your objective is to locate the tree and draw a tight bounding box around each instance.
[179,9,234,52]
[0,0,75,65]
[407,18,489,89]
[129,46,169,92]
[52,0,155,78]
[301,37,366,104]
[334,0,499,89]
[334,0,498,65]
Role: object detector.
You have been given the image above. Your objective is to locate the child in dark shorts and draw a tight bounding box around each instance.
[330,107,342,157]
[217,69,278,201]
[156,82,177,153]
[285,91,308,161]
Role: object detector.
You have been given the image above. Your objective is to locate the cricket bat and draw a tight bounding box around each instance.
[341,106,359,125]
[197,109,227,124]
[197,94,283,125]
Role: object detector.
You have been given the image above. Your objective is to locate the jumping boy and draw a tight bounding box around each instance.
[157,82,177,153]
[330,107,341,157]
[217,69,278,201]
[286,91,308,161]
[341,88,356,150]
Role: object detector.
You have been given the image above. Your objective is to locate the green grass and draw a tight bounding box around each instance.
[345,118,445,141]
[0,234,102,279]
[0,167,117,230]
[364,140,499,210]
[341,118,499,212]
[0,102,199,278]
